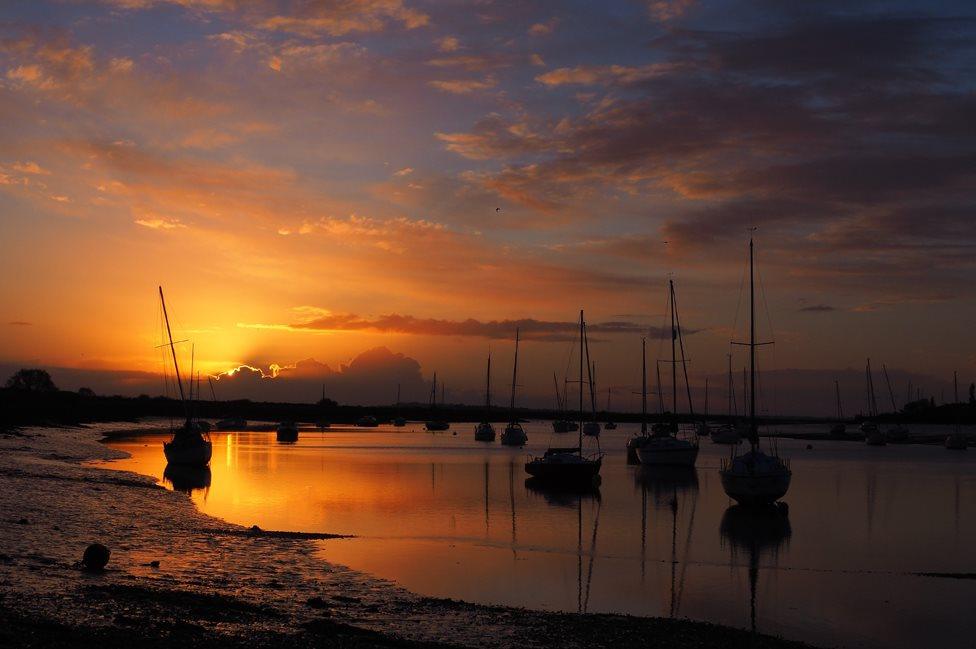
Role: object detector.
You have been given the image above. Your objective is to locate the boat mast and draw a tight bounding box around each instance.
[510,328,520,423]
[670,278,677,418]
[431,372,437,409]
[641,337,647,435]
[158,286,188,422]
[704,377,709,419]
[486,354,492,412]
[835,380,843,419]
[656,361,665,415]
[578,311,584,453]
[672,279,695,420]
[728,353,734,418]
[749,236,758,448]
[882,363,897,413]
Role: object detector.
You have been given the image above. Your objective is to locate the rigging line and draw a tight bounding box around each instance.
[730,247,748,348]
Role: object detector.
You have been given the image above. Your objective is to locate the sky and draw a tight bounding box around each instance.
[0,0,974,415]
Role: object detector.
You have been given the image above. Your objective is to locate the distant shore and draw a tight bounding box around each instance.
[5,385,974,432]
[0,423,816,649]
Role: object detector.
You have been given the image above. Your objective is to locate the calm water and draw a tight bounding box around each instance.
[101,422,976,649]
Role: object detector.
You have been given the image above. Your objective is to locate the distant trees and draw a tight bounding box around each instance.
[5,369,57,392]
[78,387,96,397]
[969,383,975,405]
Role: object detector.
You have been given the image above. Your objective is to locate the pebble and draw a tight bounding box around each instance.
[82,543,110,571]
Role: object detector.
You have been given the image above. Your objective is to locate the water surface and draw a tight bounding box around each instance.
[101,422,976,649]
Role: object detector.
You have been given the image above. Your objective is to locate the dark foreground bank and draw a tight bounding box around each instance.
[0,425,817,649]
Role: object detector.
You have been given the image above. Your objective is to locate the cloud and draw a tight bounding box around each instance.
[7,321,32,326]
[528,19,557,36]
[393,167,413,176]
[135,215,186,230]
[535,63,679,87]
[798,304,836,313]
[212,347,427,404]
[428,77,496,95]
[10,161,50,175]
[436,36,460,52]
[238,312,694,342]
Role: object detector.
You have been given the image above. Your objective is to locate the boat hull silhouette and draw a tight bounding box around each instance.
[474,422,496,441]
[501,423,527,446]
[525,449,601,484]
[636,436,699,466]
[276,422,299,442]
[163,437,213,466]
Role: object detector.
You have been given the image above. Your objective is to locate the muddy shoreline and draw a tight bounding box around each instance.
[0,424,817,649]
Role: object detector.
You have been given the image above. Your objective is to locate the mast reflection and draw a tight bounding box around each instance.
[719,503,791,633]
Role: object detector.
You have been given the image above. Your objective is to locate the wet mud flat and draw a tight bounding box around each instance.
[0,425,815,649]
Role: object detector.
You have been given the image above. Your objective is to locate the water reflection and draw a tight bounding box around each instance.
[162,463,211,494]
[99,425,976,649]
[719,503,791,633]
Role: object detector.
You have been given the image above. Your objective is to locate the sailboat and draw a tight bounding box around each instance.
[695,377,710,437]
[636,278,699,467]
[525,311,603,483]
[276,420,298,442]
[862,359,885,445]
[552,373,578,432]
[829,380,847,437]
[711,353,742,444]
[626,337,650,464]
[475,354,496,441]
[719,236,792,506]
[159,287,213,467]
[881,364,908,442]
[424,372,450,431]
[393,384,406,427]
[501,329,528,446]
[316,383,331,429]
[582,361,601,437]
[603,386,617,429]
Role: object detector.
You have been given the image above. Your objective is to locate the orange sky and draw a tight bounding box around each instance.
[1,1,974,414]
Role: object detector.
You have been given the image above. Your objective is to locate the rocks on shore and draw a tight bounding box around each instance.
[82,543,110,571]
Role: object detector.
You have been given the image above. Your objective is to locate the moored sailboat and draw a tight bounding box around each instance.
[474,354,496,441]
[719,236,792,507]
[276,421,298,442]
[424,372,450,431]
[829,379,847,437]
[501,329,528,446]
[711,355,742,444]
[552,373,578,433]
[636,277,699,467]
[158,287,213,467]
[862,359,886,445]
[526,311,602,484]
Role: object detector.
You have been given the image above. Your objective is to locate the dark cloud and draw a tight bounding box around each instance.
[7,321,31,326]
[213,347,427,404]
[798,305,836,313]
[260,312,697,342]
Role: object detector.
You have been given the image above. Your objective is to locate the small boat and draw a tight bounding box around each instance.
[719,237,791,506]
[424,372,451,431]
[525,311,602,484]
[501,329,528,446]
[475,354,496,441]
[393,384,406,427]
[551,373,578,432]
[862,360,886,445]
[525,447,601,483]
[157,287,212,467]
[711,423,742,445]
[946,432,967,450]
[315,384,330,429]
[603,387,617,429]
[829,379,847,437]
[355,415,379,427]
[886,425,909,443]
[626,337,650,464]
[637,433,699,466]
[276,421,298,442]
[881,364,908,442]
[582,421,601,437]
[713,355,742,444]
[861,421,886,446]
[215,416,247,431]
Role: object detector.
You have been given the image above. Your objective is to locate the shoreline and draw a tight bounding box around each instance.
[0,423,817,649]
